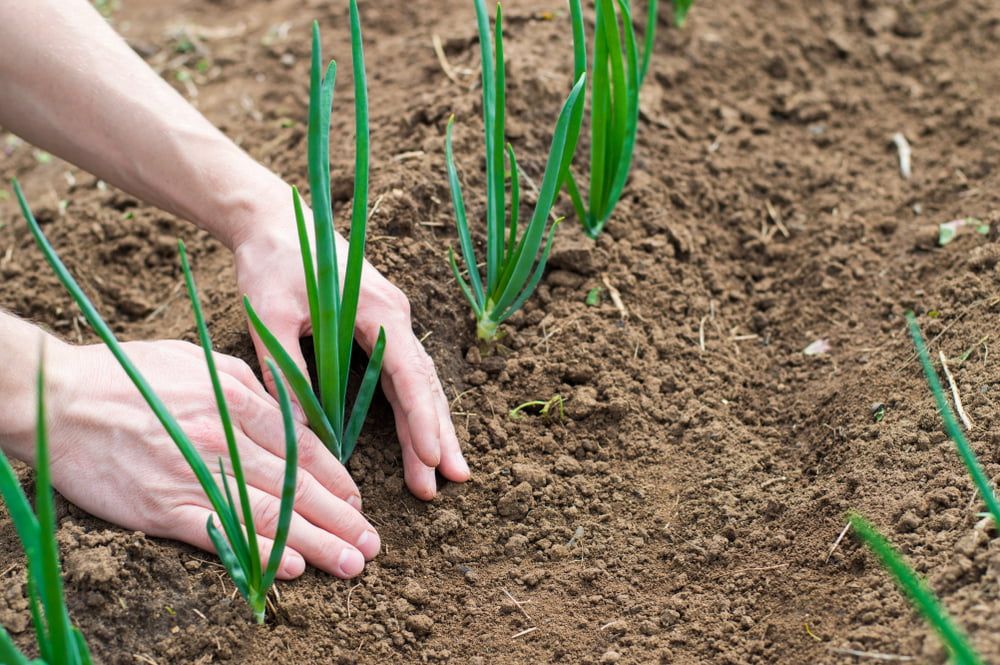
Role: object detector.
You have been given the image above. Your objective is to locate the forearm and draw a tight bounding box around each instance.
[0,312,71,463]
[0,0,286,249]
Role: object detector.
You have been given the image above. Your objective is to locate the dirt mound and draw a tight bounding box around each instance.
[2,0,999,662]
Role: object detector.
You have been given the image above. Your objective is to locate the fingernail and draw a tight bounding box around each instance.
[457,456,471,477]
[347,494,363,511]
[356,529,381,560]
[292,403,308,425]
[337,547,365,577]
[285,553,306,577]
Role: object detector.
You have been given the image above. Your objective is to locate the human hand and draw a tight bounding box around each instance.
[231,193,470,500]
[42,338,380,579]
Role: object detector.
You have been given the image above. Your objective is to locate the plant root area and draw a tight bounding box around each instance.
[2,0,1000,663]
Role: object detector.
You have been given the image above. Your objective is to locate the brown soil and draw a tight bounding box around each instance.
[2,0,1000,663]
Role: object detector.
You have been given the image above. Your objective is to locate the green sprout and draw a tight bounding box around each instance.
[0,355,93,665]
[906,312,1000,527]
[15,181,298,624]
[563,0,657,238]
[246,8,385,465]
[847,513,982,665]
[509,394,565,420]
[446,0,586,341]
[672,0,695,28]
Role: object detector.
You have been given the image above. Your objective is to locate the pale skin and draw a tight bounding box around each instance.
[0,1,470,579]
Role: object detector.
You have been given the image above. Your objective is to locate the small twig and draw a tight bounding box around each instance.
[698,316,707,352]
[892,132,912,180]
[896,311,967,372]
[601,275,628,320]
[346,583,361,618]
[511,627,538,639]
[432,34,460,85]
[393,150,426,162]
[829,646,914,662]
[765,200,790,237]
[367,193,385,221]
[144,280,185,323]
[502,588,533,621]
[939,350,973,430]
[825,522,851,563]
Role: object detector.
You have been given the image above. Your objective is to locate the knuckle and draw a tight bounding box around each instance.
[220,379,248,415]
[313,536,346,568]
[295,429,318,468]
[189,419,226,456]
[251,497,280,536]
[293,472,316,508]
[374,283,410,320]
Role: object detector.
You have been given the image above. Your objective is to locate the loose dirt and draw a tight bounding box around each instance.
[2,0,1000,663]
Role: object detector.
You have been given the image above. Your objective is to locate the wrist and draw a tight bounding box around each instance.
[196,159,291,252]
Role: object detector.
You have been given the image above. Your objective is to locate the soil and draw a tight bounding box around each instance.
[2,0,1000,663]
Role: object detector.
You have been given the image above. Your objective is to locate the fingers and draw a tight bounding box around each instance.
[381,334,442,468]
[212,353,278,409]
[236,392,362,509]
[391,403,438,501]
[231,431,375,558]
[236,482,376,579]
[245,306,311,424]
[166,504,307,580]
[430,374,470,482]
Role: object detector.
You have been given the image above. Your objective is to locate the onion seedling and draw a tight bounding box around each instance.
[672,0,695,28]
[906,312,1000,527]
[15,181,297,624]
[0,357,93,665]
[847,513,982,665]
[562,0,658,238]
[509,394,565,420]
[245,6,385,464]
[446,1,586,341]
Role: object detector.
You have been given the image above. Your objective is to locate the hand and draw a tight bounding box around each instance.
[232,194,471,500]
[43,339,379,579]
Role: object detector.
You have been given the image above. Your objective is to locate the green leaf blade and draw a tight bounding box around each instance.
[342,328,386,463]
[848,513,983,665]
[244,296,340,458]
[906,313,1000,526]
[259,360,298,597]
[179,241,257,582]
[338,0,371,408]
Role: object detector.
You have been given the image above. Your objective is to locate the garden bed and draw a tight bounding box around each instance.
[2,0,999,662]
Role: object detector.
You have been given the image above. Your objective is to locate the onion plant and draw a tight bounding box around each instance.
[245,6,385,464]
[446,0,586,340]
[15,181,297,625]
[847,513,982,665]
[563,0,657,239]
[0,358,92,665]
[906,312,1000,527]
[672,0,695,28]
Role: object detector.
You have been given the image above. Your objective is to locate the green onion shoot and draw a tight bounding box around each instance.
[15,180,298,624]
[245,5,386,464]
[848,513,982,665]
[447,0,586,340]
[563,0,658,238]
[0,351,93,665]
[906,312,1000,527]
